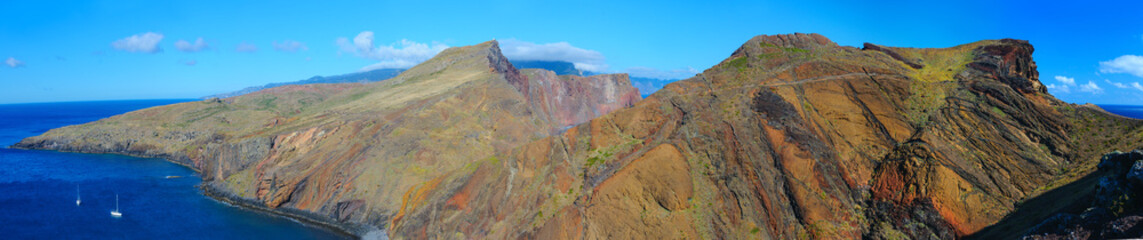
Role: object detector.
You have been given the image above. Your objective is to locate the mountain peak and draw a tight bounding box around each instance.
[482,40,529,95]
[382,39,522,88]
[739,33,836,53]
[721,33,838,67]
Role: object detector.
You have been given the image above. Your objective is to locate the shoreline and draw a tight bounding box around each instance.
[199,183,370,239]
[7,145,377,239]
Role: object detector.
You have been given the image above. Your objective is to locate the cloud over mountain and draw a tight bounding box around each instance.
[499,39,607,72]
[337,31,448,70]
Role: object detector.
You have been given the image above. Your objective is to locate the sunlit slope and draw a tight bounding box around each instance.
[389,34,1143,239]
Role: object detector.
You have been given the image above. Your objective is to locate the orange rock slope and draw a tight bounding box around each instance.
[389,34,1143,239]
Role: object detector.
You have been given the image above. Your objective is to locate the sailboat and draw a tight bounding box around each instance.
[110,194,122,217]
[75,185,81,206]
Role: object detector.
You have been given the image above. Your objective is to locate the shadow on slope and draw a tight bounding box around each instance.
[967,170,1104,239]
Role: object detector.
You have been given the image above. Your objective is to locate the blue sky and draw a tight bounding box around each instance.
[1,0,1142,104]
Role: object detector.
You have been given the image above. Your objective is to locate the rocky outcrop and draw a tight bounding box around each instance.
[12,40,640,237]
[867,38,1074,237]
[863,43,924,69]
[521,69,642,131]
[1021,150,1143,239]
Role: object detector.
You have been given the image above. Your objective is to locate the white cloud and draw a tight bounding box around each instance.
[1106,79,1129,89]
[181,59,197,66]
[112,32,164,53]
[1104,79,1143,92]
[1046,83,1070,93]
[235,42,258,53]
[272,40,308,52]
[1054,75,1076,86]
[174,37,209,52]
[1100,55,1143,78]
[1079,81,1103,94]
[352,31,374,52]
[5,57,25,68]
[336,31,449,69]
[624,66,699,80]
[499,38,608,72]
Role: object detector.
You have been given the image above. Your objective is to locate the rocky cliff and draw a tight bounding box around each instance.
[1019,150,1143,239]
[520,69,642,131]
[13,40,640,236]
[385,34,1143,239]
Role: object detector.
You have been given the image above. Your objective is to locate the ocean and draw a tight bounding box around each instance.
[0,100,347,239]
[1098,104,1143,119]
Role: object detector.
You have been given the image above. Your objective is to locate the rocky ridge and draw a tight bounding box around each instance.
[386,34,1143,239]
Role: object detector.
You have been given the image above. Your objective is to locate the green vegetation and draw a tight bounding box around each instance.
[990,106,1008,118]
[895,43,979,83]
[583,129,642,169]
[902,81,949,127]
[757,52,781,60]
[878,222,909,240]
[727,57,749,73]
[254,96,279,110]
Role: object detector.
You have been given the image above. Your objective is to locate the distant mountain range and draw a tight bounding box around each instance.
[206,60,674,100]
[510,60,681,97]
[509,60,583,76]
[204,68,405,99]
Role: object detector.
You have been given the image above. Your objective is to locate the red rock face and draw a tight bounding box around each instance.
[522,69,642,131]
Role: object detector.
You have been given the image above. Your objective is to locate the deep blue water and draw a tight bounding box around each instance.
[0,100,347,239]
[1099,104,1143,119]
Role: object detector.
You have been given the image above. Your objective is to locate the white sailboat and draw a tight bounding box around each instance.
[110,194,122,217]
[75,185,81,206]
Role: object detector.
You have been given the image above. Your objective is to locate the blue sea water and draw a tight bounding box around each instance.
[1099,104,1143,119]
[0,100,347,239]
